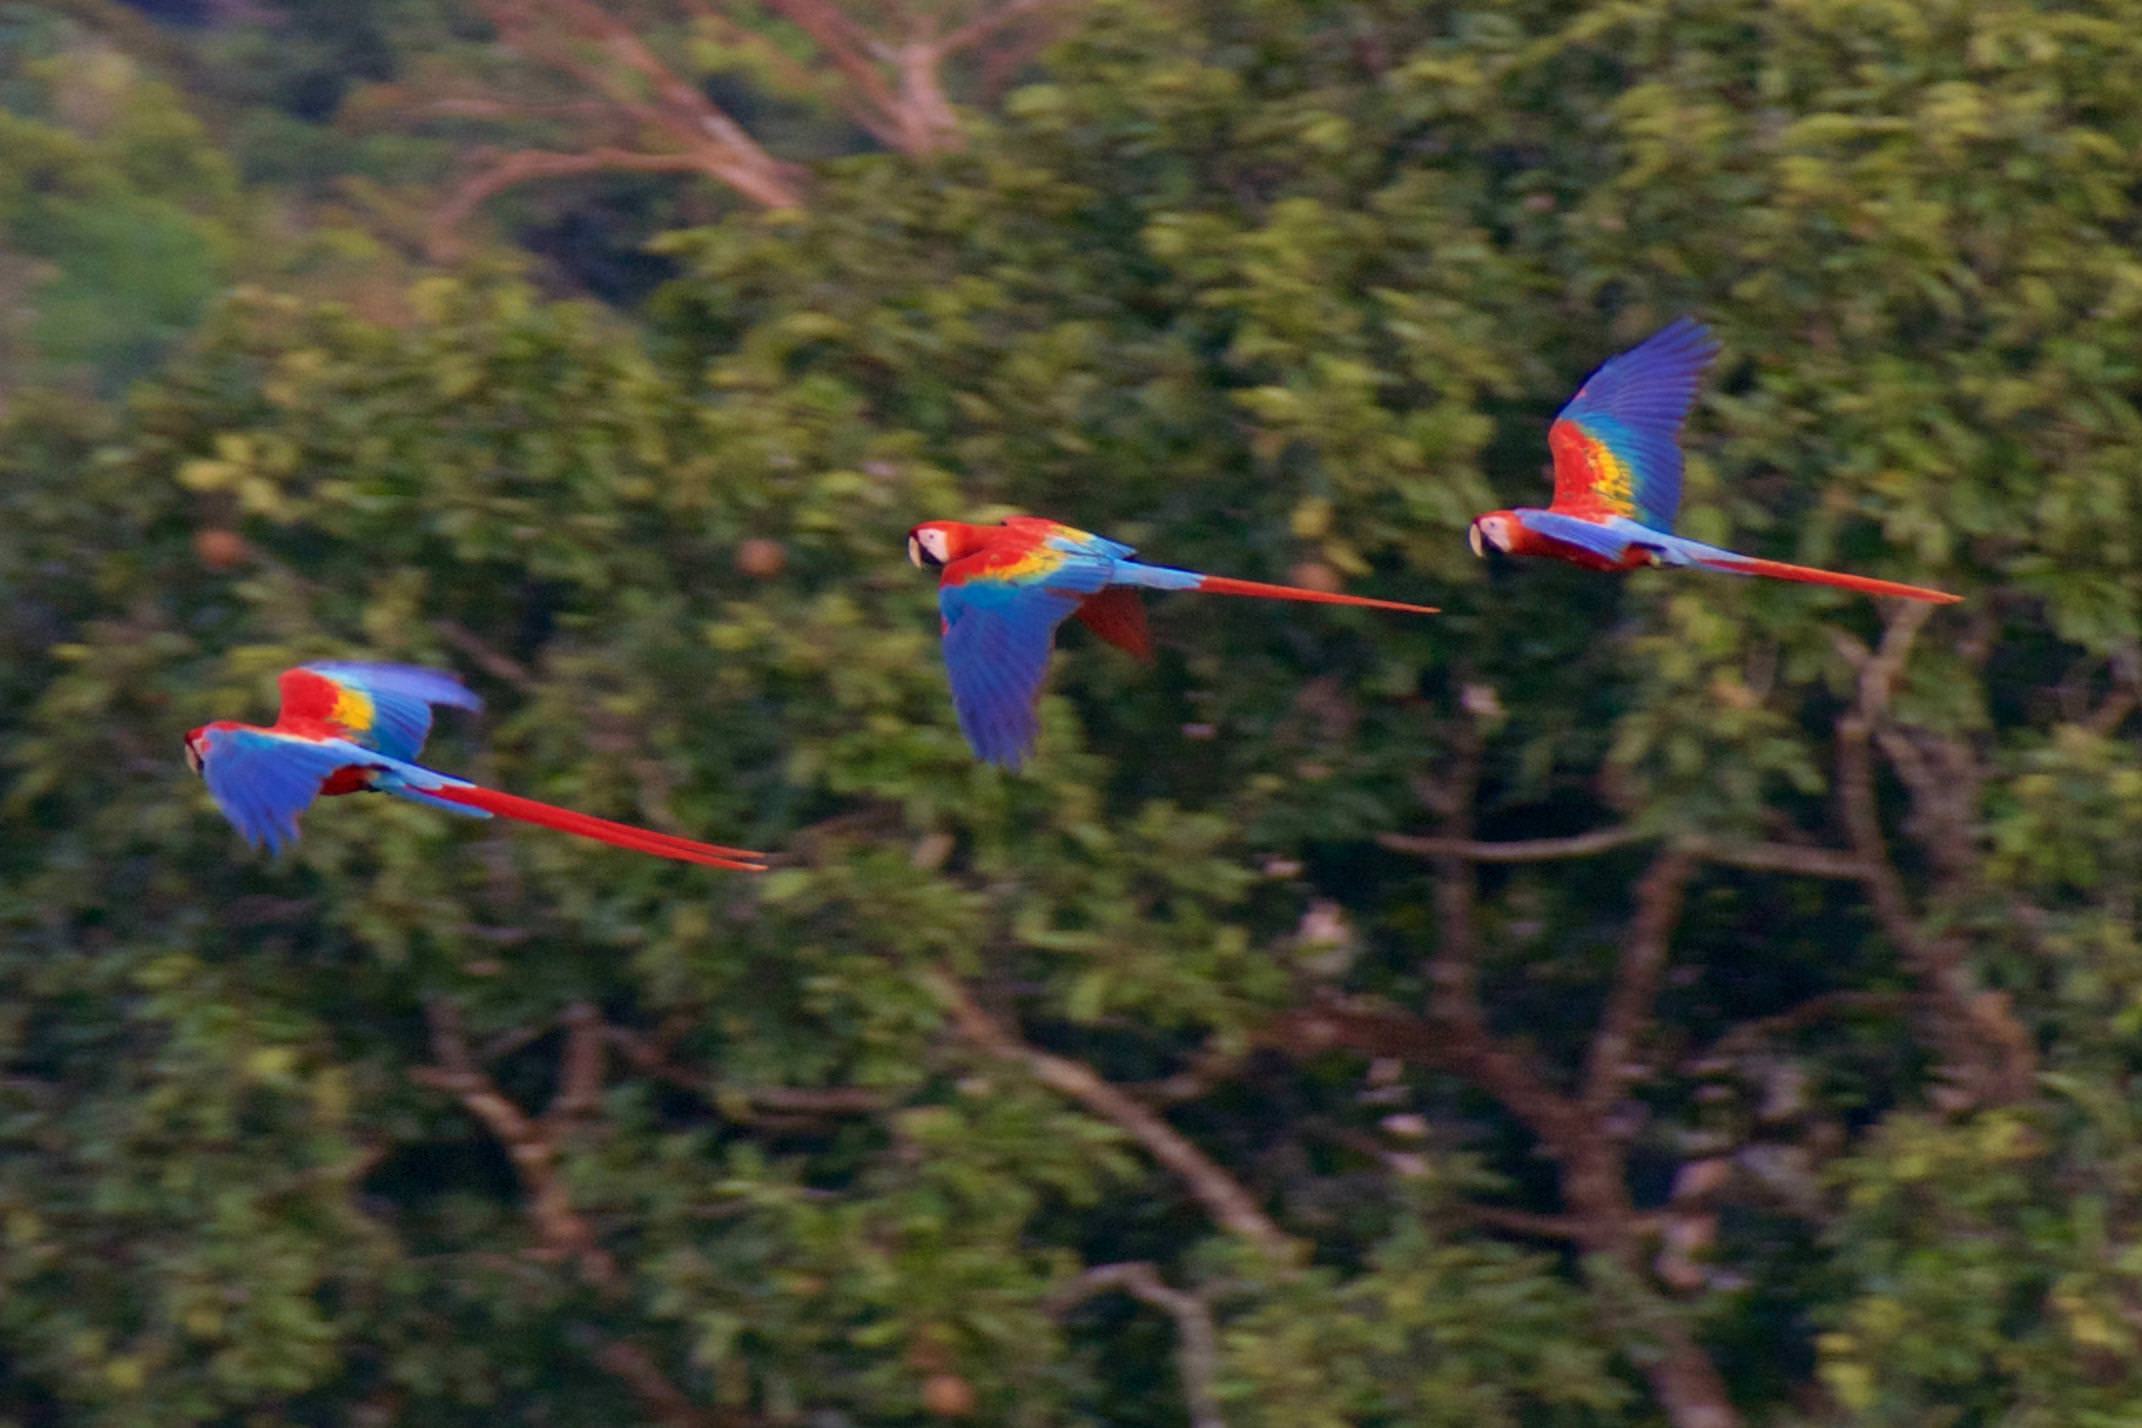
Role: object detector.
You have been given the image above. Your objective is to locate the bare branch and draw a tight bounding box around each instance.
[415,1009,728,1423]
[1377,824,1646,863]
[1678,838,1866,880]
[1267,997,1591,1161]
[1367,705,1741,1427]
[1463,1202,1655,1242]
[547,1001,608,1127]
[412,1001,620,1287]
[1405,724,1600,1156]
[685,0,913,147]
[1689,990,1910,1070]
[927,971,1294,1261]
[1583,850,1696,1120]
[1834,603,2033,1103]
[461,0,806,212]
[756,0,884,64]
[411,94,625,124]
[1051,1263,1226,1428]
[1381,823,1869,881]
[605,1026,888,1120]
[434,618,537,692]
[936,0,1074,55]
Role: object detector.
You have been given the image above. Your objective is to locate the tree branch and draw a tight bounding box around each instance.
[927,971,1294,1261]
[1834,604,2033,1103]
[756,0,909,130]
[412,1000,620,1287]
[1380,821,1872,883]
[433,618,536,692]
[1051,1263,1226,1428]
[1364,704,1739,1428]
[1408,724,1598,1155]
[1460,1203,1623,1241]
[1377,823,1647,863]
[547,1001,608,1127]
[1679,837,1866,880]
[1688,990,1910,1071]
[463,0,806,213]
[1265,996,1592,1169]
[408,94,625,124]
[936,0,1073,54]
[605,1026,888,1122]
[1582,850,1696,1120]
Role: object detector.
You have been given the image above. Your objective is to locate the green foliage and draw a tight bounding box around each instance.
[0,18,244,388]
[3,0,2142,1422]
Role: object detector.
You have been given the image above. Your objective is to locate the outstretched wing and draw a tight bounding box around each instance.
[938,557,1110,767]
[277,661,483,761]
[196,728,364,853]
[1546,317,1720,532]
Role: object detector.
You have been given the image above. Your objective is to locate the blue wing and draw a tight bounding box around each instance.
[197,728,361,853]
[939,579,1097,768]
[1550,318,1720,532]
[200,727,477,852]
[287,661,482,761]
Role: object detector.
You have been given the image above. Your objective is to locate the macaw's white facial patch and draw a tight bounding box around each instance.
[908,528,951,568]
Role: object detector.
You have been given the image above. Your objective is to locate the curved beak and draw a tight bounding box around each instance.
[1468,523,1487,559]
[907,535,924,569]
[183,740,204,777]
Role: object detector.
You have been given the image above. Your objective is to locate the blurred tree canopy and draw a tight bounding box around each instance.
[3,0,2142,1423]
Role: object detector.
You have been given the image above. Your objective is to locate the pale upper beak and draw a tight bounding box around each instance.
[1468,523,1487,559]
[183,740,204,776]
[907,535,924,568]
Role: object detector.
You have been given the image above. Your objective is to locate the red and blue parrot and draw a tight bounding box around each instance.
[906,517,1439,767]
[184,661,765,871]
[1467,318,1959,603]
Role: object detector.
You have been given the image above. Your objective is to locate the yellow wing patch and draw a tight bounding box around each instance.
[1588,440,1636,516]
[989,546,1072,584]
[331,685,376,734]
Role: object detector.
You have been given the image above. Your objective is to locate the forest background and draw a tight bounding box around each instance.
[3,0,2141,1423]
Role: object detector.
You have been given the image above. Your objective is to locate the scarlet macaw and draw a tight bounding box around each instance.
[1467,318,1959,603]
[184,661,765,870]
[906,517,1439,767]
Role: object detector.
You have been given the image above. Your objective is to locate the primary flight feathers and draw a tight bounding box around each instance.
[1469,318,1960,605]
[907,516,1438,768]
[185,661,764,871]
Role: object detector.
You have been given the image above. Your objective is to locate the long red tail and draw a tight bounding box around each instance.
[1191,574,1439,616]
[1695,555,1960,605]
[425,785,767,871]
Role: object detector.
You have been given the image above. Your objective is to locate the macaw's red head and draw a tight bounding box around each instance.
[906,520,979,571]
[182,726,210,778]
[1468,511,1520,558]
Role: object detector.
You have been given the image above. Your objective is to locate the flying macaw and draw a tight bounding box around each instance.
[1467,318,1960,604]
[184,661,765,871]
[906,517,1439,767]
